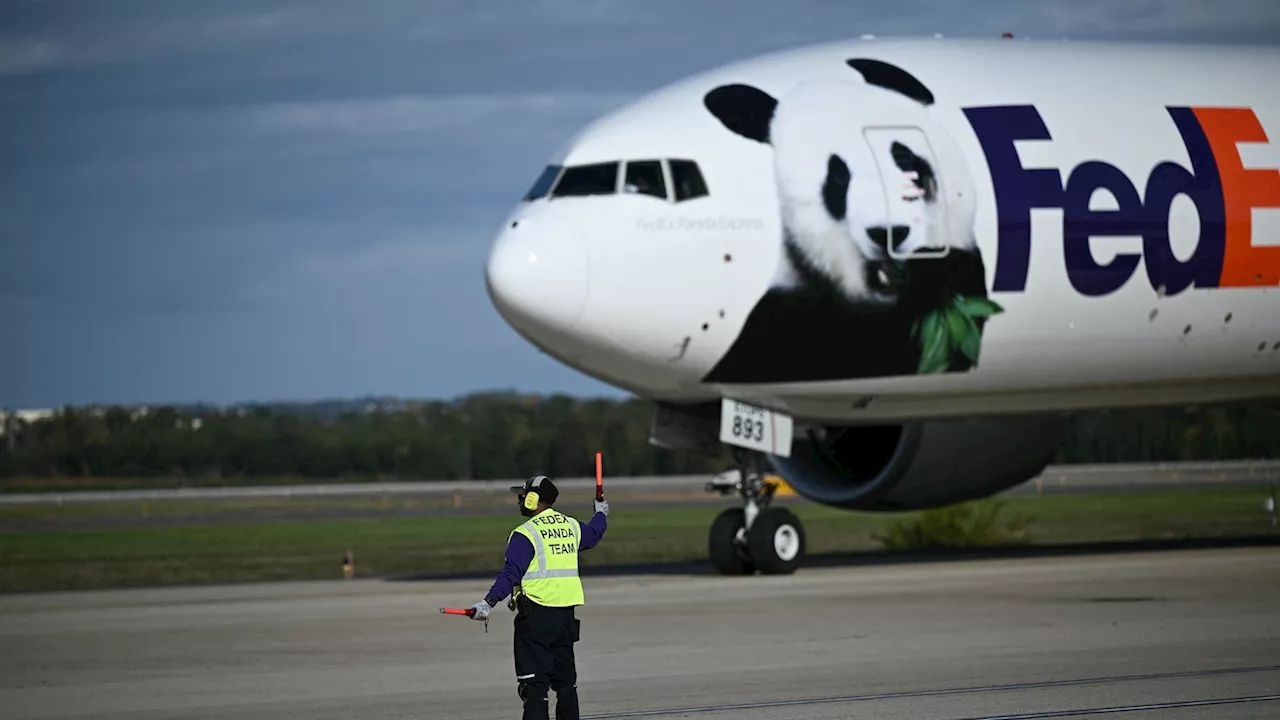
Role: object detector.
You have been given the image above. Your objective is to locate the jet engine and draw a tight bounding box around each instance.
[766,414,1072,511]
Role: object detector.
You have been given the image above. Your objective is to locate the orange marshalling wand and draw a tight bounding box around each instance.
[595,452,603,500]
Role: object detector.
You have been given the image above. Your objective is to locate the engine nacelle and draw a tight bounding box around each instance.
[649,402,1072,511]
[768,415,1072,510]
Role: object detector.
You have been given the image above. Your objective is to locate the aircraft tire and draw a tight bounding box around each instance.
[708,508,756,576]
[746,507,805,575]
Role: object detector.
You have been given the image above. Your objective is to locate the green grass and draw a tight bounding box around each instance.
[0,495,474,519]
[1,487,1276,593]
[0,475,390,494]
[876,499,1034,551]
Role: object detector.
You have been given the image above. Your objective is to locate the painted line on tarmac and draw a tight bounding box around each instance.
[964,694,1280,719]
[579,664,1280,718]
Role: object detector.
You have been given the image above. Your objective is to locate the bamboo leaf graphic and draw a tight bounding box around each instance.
[919,311,950,374]
[960,313,981,362]
[957,296,1004,318]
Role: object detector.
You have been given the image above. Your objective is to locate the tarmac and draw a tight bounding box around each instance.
[2,547,1278,719]
[5,459,1278,505]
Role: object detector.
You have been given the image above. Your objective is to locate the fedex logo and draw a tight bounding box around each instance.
[962,105,1280,296]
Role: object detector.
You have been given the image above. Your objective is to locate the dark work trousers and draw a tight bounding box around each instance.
[513,598,580,720]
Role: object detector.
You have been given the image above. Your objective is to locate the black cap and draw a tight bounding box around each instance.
[509,475,558,505]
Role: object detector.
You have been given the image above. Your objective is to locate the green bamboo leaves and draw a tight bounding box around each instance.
[912,295,1005,374]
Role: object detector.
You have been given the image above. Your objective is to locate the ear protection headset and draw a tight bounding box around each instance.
[521,475,547,511]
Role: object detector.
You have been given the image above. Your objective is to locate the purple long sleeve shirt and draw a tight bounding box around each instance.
[484,511,608,607]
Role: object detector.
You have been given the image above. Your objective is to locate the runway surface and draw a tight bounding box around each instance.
[2,547,1278,719]
[5,459,1278,505]
[5,460,1278,532]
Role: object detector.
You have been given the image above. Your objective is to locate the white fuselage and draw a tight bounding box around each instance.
[484,37,1280,423]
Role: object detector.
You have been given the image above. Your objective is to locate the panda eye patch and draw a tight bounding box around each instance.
[822,154,851,220]
[889,141,918,172]
[889,141,936,202]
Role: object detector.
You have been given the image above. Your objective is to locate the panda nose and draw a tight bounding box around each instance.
[867,225,911,252]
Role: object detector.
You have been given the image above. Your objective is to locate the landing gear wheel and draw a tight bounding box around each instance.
[706,448,807,576]
[747,507,805,575]
[709,508,756,575]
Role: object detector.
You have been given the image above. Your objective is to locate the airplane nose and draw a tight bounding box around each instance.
[485,213,588,334]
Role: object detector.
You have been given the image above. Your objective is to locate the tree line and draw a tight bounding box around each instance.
[1,393,1277,484]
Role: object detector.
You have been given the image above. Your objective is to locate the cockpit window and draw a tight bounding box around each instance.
[623,160,666,199]
[523,164,562,201]
[669,159,708,201]
[551,162,619,197]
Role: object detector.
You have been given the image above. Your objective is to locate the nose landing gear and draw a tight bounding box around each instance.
[706,448,806,575]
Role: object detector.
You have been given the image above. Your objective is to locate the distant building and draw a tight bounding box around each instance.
[0,408,55,435]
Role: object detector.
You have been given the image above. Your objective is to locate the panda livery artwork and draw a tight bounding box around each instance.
[485,37,1280,575]
[699,59,999,384]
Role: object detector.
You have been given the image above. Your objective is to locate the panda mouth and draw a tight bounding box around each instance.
[867,259,902,294]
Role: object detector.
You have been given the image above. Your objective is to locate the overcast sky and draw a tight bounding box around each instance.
[3,0,1279,408]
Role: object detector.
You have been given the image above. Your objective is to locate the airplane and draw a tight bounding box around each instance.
[482,35,1280,576]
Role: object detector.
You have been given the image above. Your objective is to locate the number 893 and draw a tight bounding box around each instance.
[732,415,765,442]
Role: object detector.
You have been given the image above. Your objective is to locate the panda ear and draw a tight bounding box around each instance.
[845,59,934,106]
[703,84,777,144]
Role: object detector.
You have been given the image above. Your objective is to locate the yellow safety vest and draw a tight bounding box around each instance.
[511,508,585,607]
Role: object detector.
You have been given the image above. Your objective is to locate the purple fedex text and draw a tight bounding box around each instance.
[962,105,1231,297]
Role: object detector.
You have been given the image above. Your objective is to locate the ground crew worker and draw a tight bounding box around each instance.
[469,474,609,720]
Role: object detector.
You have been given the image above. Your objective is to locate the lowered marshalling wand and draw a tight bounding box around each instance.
[439,606,487,633]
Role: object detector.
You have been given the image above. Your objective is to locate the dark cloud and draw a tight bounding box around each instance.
[2,0,1278,406]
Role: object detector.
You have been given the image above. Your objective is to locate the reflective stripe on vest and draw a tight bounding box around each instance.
[511,509,585,607]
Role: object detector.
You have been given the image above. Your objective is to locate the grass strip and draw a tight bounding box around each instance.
[1,487,1275,593]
